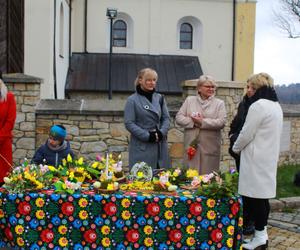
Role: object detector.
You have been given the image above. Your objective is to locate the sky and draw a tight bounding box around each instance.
[254,0,300,85]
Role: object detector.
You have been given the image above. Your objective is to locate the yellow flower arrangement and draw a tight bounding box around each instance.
[3,159,52,193]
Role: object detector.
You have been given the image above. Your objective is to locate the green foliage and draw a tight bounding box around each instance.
[276,164,300,198]
[195,170,239,199]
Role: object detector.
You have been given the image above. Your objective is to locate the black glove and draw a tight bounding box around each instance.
[148,131,157,142]
[156,128,163,141]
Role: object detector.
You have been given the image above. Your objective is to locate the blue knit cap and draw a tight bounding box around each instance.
[50,125,67,141]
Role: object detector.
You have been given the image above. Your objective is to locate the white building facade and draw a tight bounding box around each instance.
[24,0,256,99]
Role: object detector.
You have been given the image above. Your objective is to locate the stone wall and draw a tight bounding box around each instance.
[4,74,42,165]
[4,74,300,169]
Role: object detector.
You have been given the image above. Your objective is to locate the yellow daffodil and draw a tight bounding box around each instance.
[67,154,72,162]
[92,162,98,168]
[62,159,67,166]
[48,166,58,172]
[78,157,84,165]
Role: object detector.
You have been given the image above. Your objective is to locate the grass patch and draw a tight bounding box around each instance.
[276,164,300,198]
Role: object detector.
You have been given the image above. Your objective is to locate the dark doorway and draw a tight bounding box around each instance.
[0,0,24,73]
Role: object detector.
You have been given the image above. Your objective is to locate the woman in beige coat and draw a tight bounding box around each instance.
[175,75,226,174]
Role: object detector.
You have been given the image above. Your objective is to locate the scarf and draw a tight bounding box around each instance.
[136,85,155,102]
[47,139,67,152]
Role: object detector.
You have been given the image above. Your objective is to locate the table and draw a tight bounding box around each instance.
[0,190,243,249]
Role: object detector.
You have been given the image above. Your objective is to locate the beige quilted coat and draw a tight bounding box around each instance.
[175,95,226,174]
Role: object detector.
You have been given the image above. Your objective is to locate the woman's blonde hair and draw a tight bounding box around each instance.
[197,75,217,88]
[0,79,8,102]
[134,68,158,86]
[247,72,274,90]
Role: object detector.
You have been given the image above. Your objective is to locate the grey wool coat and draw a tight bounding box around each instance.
[124,92,171,169]
[175,95,226,174]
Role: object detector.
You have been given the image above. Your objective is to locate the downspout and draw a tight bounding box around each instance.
[84,0,87,52]
[53,0,57,99]
[69,0,72,67]
[231,0,236,81]
[66,0,72,100]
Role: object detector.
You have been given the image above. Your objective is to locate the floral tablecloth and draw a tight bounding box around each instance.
[0,191,243,249]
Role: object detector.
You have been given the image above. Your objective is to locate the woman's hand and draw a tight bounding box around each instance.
[191,112,203,127]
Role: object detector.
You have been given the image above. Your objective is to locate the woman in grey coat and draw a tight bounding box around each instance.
[124,68,170,169]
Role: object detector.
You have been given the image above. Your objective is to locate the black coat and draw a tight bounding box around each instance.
[228,95,250,170]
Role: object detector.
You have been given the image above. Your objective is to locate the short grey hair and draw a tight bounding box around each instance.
[197,75,217,88]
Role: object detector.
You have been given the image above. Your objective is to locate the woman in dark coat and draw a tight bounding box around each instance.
[228,94,251,171]
[124,68,170,170]
[0,71,17,183]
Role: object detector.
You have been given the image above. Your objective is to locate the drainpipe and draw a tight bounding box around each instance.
[231,0,236,81]
[84,0,87,52]
[69,0,72,67]
[53,0,57,99]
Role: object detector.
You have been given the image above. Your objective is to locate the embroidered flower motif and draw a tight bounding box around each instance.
[231,202,240,216]
[35,210,45,220]
[207,210,216,220]
[168,229,182,243]
[5,227,13,241]
[101,225,110,235]
[143,225,153,235]
[103,202,117,216]
[35,197,45,207]
[146,202,160,216]
[40,229,54,243]
[186,237,196,246]
[144,237,153,247]
[78,198,88,208]
[16,237,25,246]
[58,225,67,235]
[164,210,174,220]
[227,225,234,235]
[58,237,68,247]
[126,229,139,243]
[61,202,74,216]
[102,237,111,247]
[18,201,31,215]
[121,198,130,208]
[226,238,234,248]
[164,198,174,208]
[84,229,97,243]
[189,202,202,216]
[207,198,216,208]
[121,210,131,220]
[186,225,195,235]
[79,210,88,220]
[15,225,24,235]
[210,228,223,242]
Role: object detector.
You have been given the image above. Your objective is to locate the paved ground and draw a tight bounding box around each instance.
[267,207,300,250]
[243,206,300,250]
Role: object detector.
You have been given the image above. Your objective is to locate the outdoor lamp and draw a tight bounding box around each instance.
[106,8,118,100]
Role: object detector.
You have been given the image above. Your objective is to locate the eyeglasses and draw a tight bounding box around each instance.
[202,85,216,89]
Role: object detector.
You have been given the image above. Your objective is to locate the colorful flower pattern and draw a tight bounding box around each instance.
[0,192,242,249]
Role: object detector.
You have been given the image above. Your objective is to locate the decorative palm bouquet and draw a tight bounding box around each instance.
[195,168,239,198]
[3,159,53,193]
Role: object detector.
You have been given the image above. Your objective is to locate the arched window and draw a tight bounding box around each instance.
[113,20,127,47]
[180,23,193,49]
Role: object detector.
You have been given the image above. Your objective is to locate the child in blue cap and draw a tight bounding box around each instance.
[32,125,74,167]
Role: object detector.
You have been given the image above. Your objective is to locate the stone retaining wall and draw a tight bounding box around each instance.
[4,74,300,169]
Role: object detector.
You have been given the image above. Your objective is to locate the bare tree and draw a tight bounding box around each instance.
[273,0,300,38]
